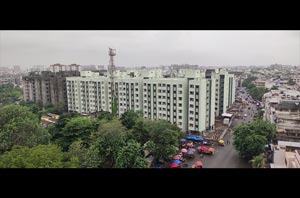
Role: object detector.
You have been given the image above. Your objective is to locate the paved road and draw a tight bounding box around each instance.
[182,89,257,168]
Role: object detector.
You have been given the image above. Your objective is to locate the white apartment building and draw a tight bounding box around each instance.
[66,72,111,114]
[114,78,143,116]
[215,69,232,116]
[66,69,235,133]
[188,77,216,132]
[228,74,236,108]
[143,78,188,132]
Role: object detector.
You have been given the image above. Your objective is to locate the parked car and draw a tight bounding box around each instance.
[197,146,215,155]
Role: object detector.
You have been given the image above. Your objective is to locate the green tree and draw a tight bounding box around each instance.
[0,105,50,153]
[270,85,279,90]
[67,140,89,168]
[249,155,265,168]
[0,144,77,168]
[247,83,256,90]
[97,111,113,121]
[233,120,275,159]
[0,84,23,106]
[50,111,80,142]
[287,79,296,85]
[112,96,118,116]
[234,133,266,159]
[91,119,127,168]
[115,139,148,168]
[129,118,151,145]
[19,101,41,114]
[43,102,55,114]
[55,117,97,151]
[258,109,264,119]
[242,76,257,88]
[248,87,268,101]
[251,119,276,142]
[142,120,181,161]
[120,110,140,129]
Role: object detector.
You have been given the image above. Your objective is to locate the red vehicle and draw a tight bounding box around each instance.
[197,146,215,155]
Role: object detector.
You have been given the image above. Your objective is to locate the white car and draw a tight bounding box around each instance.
[244,114,247,117]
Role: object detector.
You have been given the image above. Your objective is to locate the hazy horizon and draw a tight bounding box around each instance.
[1,31,299,68]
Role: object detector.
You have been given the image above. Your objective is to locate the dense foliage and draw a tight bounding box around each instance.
[0,101,182,168]
[0,105,50,153]
[0,144,77,168]
[233,119,275,159]
[120,110,140,129]
[0,84,22,106]
[242,76,257,88]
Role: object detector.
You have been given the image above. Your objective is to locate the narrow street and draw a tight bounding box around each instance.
[182,89,257,168]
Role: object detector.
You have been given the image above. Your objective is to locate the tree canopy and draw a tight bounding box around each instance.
[270,85,279,90]
[233,119,275,159]
[120,110,140,129]
[0,105,50,153]
[55,116,97,151]
[137,120,181,161]
[91,119,127,168]
[0,144,77,168]
[248,87,268,101]
[0,84,22,106]
[249,155,265,168]
[242,76,257,88]
[115,139,148,168]
[287,79,296,85]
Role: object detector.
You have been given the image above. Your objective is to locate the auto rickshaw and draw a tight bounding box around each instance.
[218,139,225,146]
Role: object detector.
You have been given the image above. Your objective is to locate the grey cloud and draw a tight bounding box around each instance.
[0,30,299,68]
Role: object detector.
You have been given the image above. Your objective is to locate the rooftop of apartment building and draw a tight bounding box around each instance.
[264,89,300,102]
[65,68,231,81]
[270,141,300,168]
[275,101,300,111]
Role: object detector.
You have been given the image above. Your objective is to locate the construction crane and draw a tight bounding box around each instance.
[108,48,116,113]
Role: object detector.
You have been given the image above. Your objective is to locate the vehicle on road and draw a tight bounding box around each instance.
[197,146,215,155]
[218,139,225,146]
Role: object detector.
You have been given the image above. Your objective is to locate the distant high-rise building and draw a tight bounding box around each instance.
[80,65,97,71]
[23,64,80,109]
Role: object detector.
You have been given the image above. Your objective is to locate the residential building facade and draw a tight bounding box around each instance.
[22,64,80,109]
[66,68,235,132]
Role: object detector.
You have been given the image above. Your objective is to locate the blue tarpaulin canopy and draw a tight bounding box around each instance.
[181,138,187,142]
[187,136,204,141]
[173,160,181,164]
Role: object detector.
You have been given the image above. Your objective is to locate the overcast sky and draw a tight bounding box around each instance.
[0,31,299,68]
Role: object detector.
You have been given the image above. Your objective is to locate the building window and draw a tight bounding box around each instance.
[190,85,194,88]
[179,84,182,88]
[189,124,193,127]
